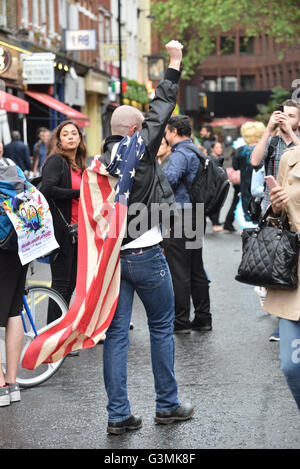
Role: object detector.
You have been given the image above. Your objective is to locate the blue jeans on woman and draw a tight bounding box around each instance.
[103,245,179,422]
[279,318,300,411]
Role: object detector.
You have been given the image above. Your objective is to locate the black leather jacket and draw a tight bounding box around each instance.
[100,67,180,245]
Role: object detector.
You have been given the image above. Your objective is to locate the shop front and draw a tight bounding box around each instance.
[0,37,31,143]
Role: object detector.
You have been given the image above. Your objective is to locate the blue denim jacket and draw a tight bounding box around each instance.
[164,139,200,207]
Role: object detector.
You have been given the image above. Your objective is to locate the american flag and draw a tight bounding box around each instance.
[22,133,146,369]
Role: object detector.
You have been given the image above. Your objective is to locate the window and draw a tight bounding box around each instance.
[220,36,235,55]
[239,36,254,54]
[202,77,218,92]
[0,1,6,27]
[240,75,255,90]
[32,0,39,29]
[58,0,67,31]
[221,76,237,91]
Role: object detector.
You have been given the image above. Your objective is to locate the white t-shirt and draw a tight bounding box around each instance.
[121,225,162,250]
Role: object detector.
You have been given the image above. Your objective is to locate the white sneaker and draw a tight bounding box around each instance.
[0,385,10,407]
[254,286,266,307]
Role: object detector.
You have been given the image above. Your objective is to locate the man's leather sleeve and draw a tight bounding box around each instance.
[140,68,181,160]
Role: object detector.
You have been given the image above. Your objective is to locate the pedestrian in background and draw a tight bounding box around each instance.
[199,124,216,154]
[164,115,211,334]
[0,152,32,406]
[3,131,31,174]
[251,101,300,341]
[233,121,265,222]
[156,133,172,170]
[32,127,51,177]
[264,144,300,411]
[40,120,86,325]
[208,141,224,232]
[251,100,300,213]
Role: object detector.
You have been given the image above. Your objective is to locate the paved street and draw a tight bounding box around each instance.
[0,193,300,450]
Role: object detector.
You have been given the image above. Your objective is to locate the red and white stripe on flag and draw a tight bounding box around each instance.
[22,162,127,369]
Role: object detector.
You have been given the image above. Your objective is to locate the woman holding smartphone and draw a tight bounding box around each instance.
[264,145,300,411]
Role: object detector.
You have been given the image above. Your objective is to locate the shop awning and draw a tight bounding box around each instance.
[210,116,255,127]
[25,91,90,127]
[0,90,29,114]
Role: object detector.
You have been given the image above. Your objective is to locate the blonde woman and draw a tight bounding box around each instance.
[233,121,265,220]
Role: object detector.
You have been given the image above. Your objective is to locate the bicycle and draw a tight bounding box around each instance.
[0,284,68,388]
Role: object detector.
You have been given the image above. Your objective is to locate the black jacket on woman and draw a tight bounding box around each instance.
[40,153,80,247]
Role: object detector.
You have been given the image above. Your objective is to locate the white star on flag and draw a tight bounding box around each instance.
[116,154,122,161]
[124,190,130,199]
[129,168,136,178]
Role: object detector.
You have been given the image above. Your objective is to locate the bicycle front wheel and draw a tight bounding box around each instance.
[18,285,69,388]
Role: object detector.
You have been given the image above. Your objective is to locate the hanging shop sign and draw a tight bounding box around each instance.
[21,53,55,84]
[65,75,85,106]
[65,30,96,51]
[101,43,126,62]
[0,46,12,75]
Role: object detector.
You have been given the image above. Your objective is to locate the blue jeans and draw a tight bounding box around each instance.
[103,245,179,422]
[279,318,300,411]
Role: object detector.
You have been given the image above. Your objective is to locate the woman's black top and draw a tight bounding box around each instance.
[41,153,80,245]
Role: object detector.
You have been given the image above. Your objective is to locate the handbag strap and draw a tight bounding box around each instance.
[260,205,289,233]
[51,199,69,228]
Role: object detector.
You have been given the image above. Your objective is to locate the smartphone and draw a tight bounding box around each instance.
[264,175,278,189]
[276,105,284,112]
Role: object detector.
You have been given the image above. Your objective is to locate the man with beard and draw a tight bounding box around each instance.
[251,99,300,213]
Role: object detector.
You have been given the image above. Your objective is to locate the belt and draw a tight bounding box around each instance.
[120,243,160,256]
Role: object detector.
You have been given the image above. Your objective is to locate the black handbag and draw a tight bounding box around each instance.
[235,209,300,290]
[51,201,78,245]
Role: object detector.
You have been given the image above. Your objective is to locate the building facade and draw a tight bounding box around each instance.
[152,29,300,123]
[0,0,153,155]
[199,33,300,93]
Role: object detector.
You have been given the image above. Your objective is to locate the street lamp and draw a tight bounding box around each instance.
[118,0,123,105]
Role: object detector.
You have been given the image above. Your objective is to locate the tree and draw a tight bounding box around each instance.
[151,0,300,79]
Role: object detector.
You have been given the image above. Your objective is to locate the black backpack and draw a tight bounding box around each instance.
[182,144,230,215]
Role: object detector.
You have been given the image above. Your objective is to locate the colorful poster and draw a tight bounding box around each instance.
[2,186,59,265]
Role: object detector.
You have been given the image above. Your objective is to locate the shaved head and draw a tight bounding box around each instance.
[111,105,144,136]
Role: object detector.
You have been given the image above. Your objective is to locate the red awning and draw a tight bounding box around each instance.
[210,116,255,127]
[0,90,29,114]
[25,91,90,127]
